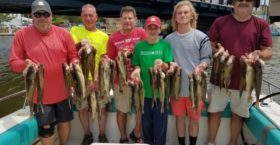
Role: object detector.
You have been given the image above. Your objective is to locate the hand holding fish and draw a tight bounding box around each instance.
[214,43,225,55]
[25,59,36,67]
[194,62,207,76]
[166,62,178,74]
[102,54,109,60]
[245,50,261,63]
[117,48,131,58]
[131,67,141,84]
[154,59,163,73]
[81,39,91,48]
[89,80,99,92]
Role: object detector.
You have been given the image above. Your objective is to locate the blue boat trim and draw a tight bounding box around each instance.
[245,107,280,145]
[2,100,280,145]
[0,117,38,145]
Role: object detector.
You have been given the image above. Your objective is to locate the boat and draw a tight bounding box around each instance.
[270,23,280,36]
[272,31,280,36]
[0,79,280,145]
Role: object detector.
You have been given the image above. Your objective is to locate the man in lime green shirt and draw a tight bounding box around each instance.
[70,4,109,145]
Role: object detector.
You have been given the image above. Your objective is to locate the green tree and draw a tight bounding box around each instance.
[63,16,81,25]
[53,16,65,25]
[0,13,14,24]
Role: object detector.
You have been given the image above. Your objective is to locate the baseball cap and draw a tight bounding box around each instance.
[145,16,161,27]
[31,0,52,14]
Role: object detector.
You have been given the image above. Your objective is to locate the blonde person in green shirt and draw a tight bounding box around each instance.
[70,4,109,145]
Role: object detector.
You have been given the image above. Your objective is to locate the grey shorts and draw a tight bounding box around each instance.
[35,99,73,127]
[114,84,132,113]
[207,83,255,118]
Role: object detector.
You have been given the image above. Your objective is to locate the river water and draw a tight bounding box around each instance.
[0,35,280,116]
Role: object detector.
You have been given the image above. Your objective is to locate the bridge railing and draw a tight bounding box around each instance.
[192,0,230,5]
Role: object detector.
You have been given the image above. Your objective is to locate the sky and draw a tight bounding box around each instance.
[260,0,269,6]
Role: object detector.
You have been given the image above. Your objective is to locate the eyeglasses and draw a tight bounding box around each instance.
[34,12,50,18]
[237,0,254,2]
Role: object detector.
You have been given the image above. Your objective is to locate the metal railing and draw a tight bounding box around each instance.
[262,78,280,101]
[0,90,25,103]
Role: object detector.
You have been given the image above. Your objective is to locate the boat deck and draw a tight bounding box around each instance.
[1,96,280,145]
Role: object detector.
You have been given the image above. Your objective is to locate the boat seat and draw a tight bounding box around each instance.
[0,98,232,145]
[245,102,280,145]
[0,108,38,145]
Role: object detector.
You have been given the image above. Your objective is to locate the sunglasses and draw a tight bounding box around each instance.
[237,0,254,2]
[34,12,50,18]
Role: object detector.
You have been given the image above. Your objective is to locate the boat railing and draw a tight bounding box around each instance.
[0,90,25,103]
[262,78,280,102]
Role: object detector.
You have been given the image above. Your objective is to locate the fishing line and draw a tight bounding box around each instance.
[250,92,280,108]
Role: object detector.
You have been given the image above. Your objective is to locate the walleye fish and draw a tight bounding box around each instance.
[223,55,235,93]
[149,68,157,108]
[188,73,196,108]
[158,69,165,113]
[245,61,255,104]
[36,64,44,114]
[253,59,264,107]
[172,66,181,101]
[239,60,247,97]
[89,92,97,121]
[201,71,207,103]
[98,59,114,109]
[62,63,72,109]
[116,52,128,93]
[213,48,224,86]
[164,72,172,100]
[71,63,86,110]
[88,47,96,83]
[220,51,229,88]
[194,73,202,110]
[128,81,137,113]
[109,60,116,91]
[79,47,90,90]
[138,80,145,114]
[79,46,96,96]
[23,65,37,118]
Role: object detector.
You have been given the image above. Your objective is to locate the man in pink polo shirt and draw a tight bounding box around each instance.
[107,6,146,143]
[9,0,78,145]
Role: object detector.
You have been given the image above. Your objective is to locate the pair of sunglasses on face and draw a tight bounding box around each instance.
[34,12,50,18]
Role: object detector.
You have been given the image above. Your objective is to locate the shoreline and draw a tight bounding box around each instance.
[0,33,15,36]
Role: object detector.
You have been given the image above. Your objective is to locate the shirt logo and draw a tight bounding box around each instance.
[38,2,44,5]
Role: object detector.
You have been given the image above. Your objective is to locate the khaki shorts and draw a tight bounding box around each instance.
[114,84,132,113]
[79,92,110,110]
[207,83,255,118]
[74,95,88,110]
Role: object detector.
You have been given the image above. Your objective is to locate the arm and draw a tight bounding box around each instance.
[107,37,117,60]
[66,33,79,64]
[259,20,272,61]
[9,33,27,73]
[199,37,212,70]
[160,61,169,71]
[260,46,272,60]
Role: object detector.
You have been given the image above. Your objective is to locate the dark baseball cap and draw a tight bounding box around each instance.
[31,0,51,14]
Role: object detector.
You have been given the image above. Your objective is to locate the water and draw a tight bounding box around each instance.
[262,37,280,96]
[0,36,280,116]
[0,36,24,98]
